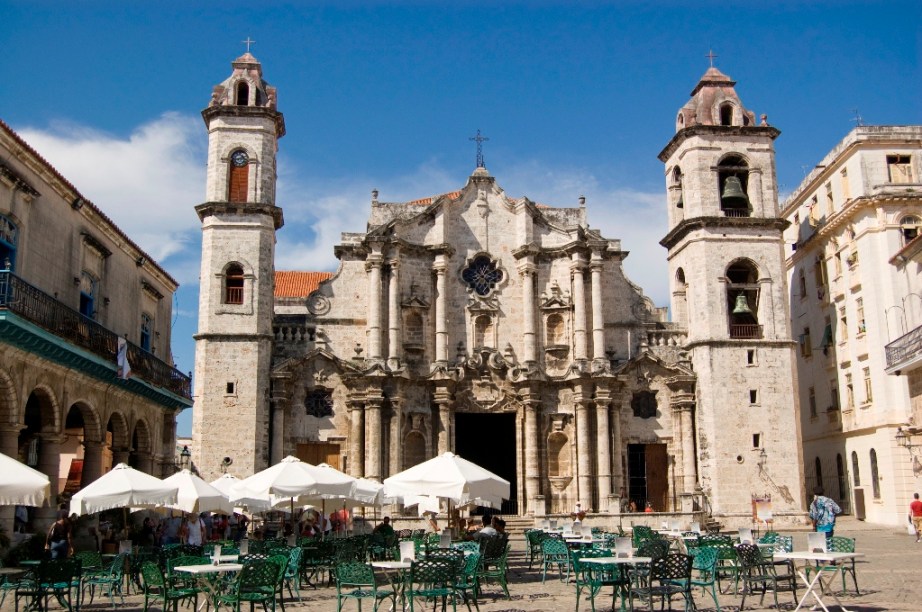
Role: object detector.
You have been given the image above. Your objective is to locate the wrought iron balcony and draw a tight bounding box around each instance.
[0,270,191,399]
[886,324,922,370]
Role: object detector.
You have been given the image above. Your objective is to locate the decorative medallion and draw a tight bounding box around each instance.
[461,255,503,296]
[307,292,331,315]
[305,389,334,418]
[631,390,658,419]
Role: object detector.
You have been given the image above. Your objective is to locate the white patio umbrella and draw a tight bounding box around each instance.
[69,463,178,516]
[383,452,510,509]
[0,451,50,506]
[210,474,269,512]
[229,456,356,505]
[161,469,233,515]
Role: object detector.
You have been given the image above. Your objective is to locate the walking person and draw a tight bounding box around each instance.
[909,493,922,542]
[45,510,73,559]
[809,486,842,542]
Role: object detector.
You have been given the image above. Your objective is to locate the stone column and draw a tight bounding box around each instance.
[387,260,401,370]
[595,390,612,512]
[389,397,403,477]
[590,254,606,364]
[611,393,625,496]
[434,390,452,454]
[748,168,764,214]
[366,253,384,362]
[111,447,130,466]
[571,255,588,362]
[135,452,154,475]
[0,424,23,535]
[574,392,592,508]
[81,441,104,485]
[365,396,383,481]
[349,403,365,477]
[522,392,541,514]
[433,259,448,363]
[519,262,537,362]
[679,404,697,493]
[36,433,64,523]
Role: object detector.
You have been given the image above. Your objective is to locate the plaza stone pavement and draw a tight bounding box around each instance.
[4,517,921,612]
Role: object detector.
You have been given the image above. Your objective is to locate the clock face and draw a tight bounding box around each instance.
[231,151,249,167]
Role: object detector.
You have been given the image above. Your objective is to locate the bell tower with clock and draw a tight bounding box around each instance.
[192,51,285,480]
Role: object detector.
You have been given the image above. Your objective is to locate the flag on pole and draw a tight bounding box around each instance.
[117,337,132,379]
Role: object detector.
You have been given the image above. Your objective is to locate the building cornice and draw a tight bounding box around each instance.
[658,125,780,162]
[660,216,788,250]
[195,201,284,230]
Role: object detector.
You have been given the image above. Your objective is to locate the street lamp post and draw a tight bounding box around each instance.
[177,445,191,472]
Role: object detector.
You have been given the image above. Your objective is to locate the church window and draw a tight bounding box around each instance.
[851,451,860,486]
[718,155,750,216]
[900,215,921,245]
[547,432,570,478]
[473,314,494,348]
[226,382,235,395]
[749,389,758,405]
[672,167,683,209]
[747,349,756,365]
[461,255,503,296]
[228,150,249,203]
[305,389,334,418]
[830,379,839,411]
[224,264,244,304]
[862,367,872,404]
[887,154,912,183]
[752,433,761,448]
[0,214,18,271]
[79,271,98,319]
[800,327,812,358]
[719,103,733,126]
[814,457,823,490]
[869,449,880,499]
[235,81,250,106]
[140,312,152,352]
[808,387,816,417]
[726,260,761,339]
[546,314,565,346]
[798,269,806,298]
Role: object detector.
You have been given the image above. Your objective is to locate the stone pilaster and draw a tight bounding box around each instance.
[574,388,592,508]
[387,259,401,370]
[434,389,452,455]
[37,433,64,523]
[365,395,383,481]
[366,246,385,362]
[590,253,606,364]
[571,255,588,361]
[388,396,403,478]
[611,390,625,495]
[522,390,541,514]
[519,262,537,363]
[594,387,612,511]
[433,258,448,363]
[349,401,365,477]
[270,371,291,465]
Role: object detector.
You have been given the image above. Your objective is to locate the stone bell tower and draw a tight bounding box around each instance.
[192,52,285,481]
[658,66,806,520]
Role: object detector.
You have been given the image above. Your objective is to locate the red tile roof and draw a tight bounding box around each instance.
[406,191,462,206]
[0,119,178,287]
[275,271,333,297]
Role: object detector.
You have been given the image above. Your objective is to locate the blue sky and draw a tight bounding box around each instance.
[3,1,919,436]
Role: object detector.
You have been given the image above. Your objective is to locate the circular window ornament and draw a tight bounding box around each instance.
[231,150,249,167]
[307,292,331,316]
[461,255,504,296]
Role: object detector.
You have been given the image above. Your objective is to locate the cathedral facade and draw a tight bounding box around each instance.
[192,53,807,522]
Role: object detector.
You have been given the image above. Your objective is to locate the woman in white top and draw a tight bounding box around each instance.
[181,514,205,546]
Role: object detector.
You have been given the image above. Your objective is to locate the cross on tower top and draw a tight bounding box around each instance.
[242,37,256,53]
[705,49,718,68]
[469,129,489,168]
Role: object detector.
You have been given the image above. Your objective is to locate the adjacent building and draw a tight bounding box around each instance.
[0,120,193,532]
[783,125,922,525]
[193,53,807,523]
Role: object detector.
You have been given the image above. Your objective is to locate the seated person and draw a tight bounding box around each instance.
[373,516,395,537]
[493,517,506,535]
[472,514,498,540]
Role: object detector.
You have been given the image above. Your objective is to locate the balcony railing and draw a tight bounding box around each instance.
[729,324,764,339]
[886,324,922,369]
[0,271,191,398]
[722,208,751,218]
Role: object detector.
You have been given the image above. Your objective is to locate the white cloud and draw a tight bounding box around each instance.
[16,113,205,266]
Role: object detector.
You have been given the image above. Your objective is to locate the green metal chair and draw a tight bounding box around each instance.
[735,543,797,611]
[541,537,571,584]
[15,558,81,612]
[525,529,548,568]
[572,548,627,612]
[282,546,303,602]
[406,558,461,612]
[804,535,859,595]
[335,561,396,612]
[454,552,481,612]
[629,553,694,612]
[140,561,198,612]
[214,560,280,612]
[685,546,721,611]
[631,525,655,547]
[82,552,127,608]
[475,540,510,599]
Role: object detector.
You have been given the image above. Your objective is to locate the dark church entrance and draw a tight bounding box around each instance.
[455,412,518,515]
[627,443,669,512]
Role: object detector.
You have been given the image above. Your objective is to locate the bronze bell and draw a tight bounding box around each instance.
[732,292,752,315]
[721,176,749,208]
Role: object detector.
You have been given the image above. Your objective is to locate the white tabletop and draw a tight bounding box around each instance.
[582,556,653,565]
[370,561,412,570]
[212,554,239,563]
[174,563,244,574]
[774,551,863,563]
